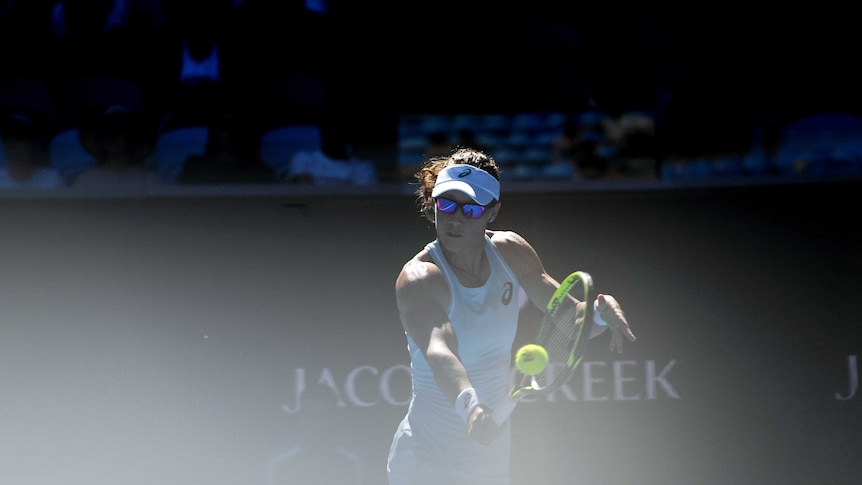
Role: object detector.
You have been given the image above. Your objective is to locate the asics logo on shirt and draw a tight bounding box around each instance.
[502,282,513,305]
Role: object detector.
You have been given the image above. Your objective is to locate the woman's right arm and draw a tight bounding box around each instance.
[396,259,471,406]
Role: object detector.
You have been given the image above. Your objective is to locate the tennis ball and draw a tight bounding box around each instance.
[515,344,549,376]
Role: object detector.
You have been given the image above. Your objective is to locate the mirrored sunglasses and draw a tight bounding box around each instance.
[435,197,488,219]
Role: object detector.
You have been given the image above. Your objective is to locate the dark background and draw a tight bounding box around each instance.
[5,5,862,179]
[1,179,859,485]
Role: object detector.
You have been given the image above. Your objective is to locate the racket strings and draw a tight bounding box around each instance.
[533,304,582,389]
[507,272,593,403]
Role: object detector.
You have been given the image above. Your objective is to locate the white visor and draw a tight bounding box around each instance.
[431,164,500,205]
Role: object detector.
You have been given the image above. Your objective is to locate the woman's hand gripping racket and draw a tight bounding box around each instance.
[494,271,596,425]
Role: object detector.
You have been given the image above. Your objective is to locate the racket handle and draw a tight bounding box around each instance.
[493,399,517,426]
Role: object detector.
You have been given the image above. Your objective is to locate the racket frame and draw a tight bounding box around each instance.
[493,270,593,424]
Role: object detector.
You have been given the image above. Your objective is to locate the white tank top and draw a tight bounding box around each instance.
[407,234,520,409]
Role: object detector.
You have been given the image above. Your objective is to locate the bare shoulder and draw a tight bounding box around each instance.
[488,229,529,247]
[397,251,436,288]
[488,230,538,260]
[487,229,544,281]
[396,249,447,306]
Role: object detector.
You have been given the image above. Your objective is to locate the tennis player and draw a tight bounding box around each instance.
[386,148,636,484]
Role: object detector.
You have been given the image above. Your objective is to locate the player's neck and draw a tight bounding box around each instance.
[445,251,489,287]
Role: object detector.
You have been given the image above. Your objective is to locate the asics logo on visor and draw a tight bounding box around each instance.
[458,168,473,178]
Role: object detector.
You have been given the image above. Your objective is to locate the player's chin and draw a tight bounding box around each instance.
[439,232,468,248]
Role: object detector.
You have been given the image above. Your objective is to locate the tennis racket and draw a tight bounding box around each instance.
[493,270,595,425]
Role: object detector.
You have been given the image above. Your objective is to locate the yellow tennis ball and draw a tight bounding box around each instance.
[515,344,549,376]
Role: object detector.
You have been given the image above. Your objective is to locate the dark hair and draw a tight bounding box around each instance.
[414,147,500,222]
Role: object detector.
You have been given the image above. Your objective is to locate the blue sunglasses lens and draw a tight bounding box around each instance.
[435,198,487,219]
[461,204,486,219]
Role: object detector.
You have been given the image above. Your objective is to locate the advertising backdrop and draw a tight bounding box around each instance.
[1,181,860,484]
